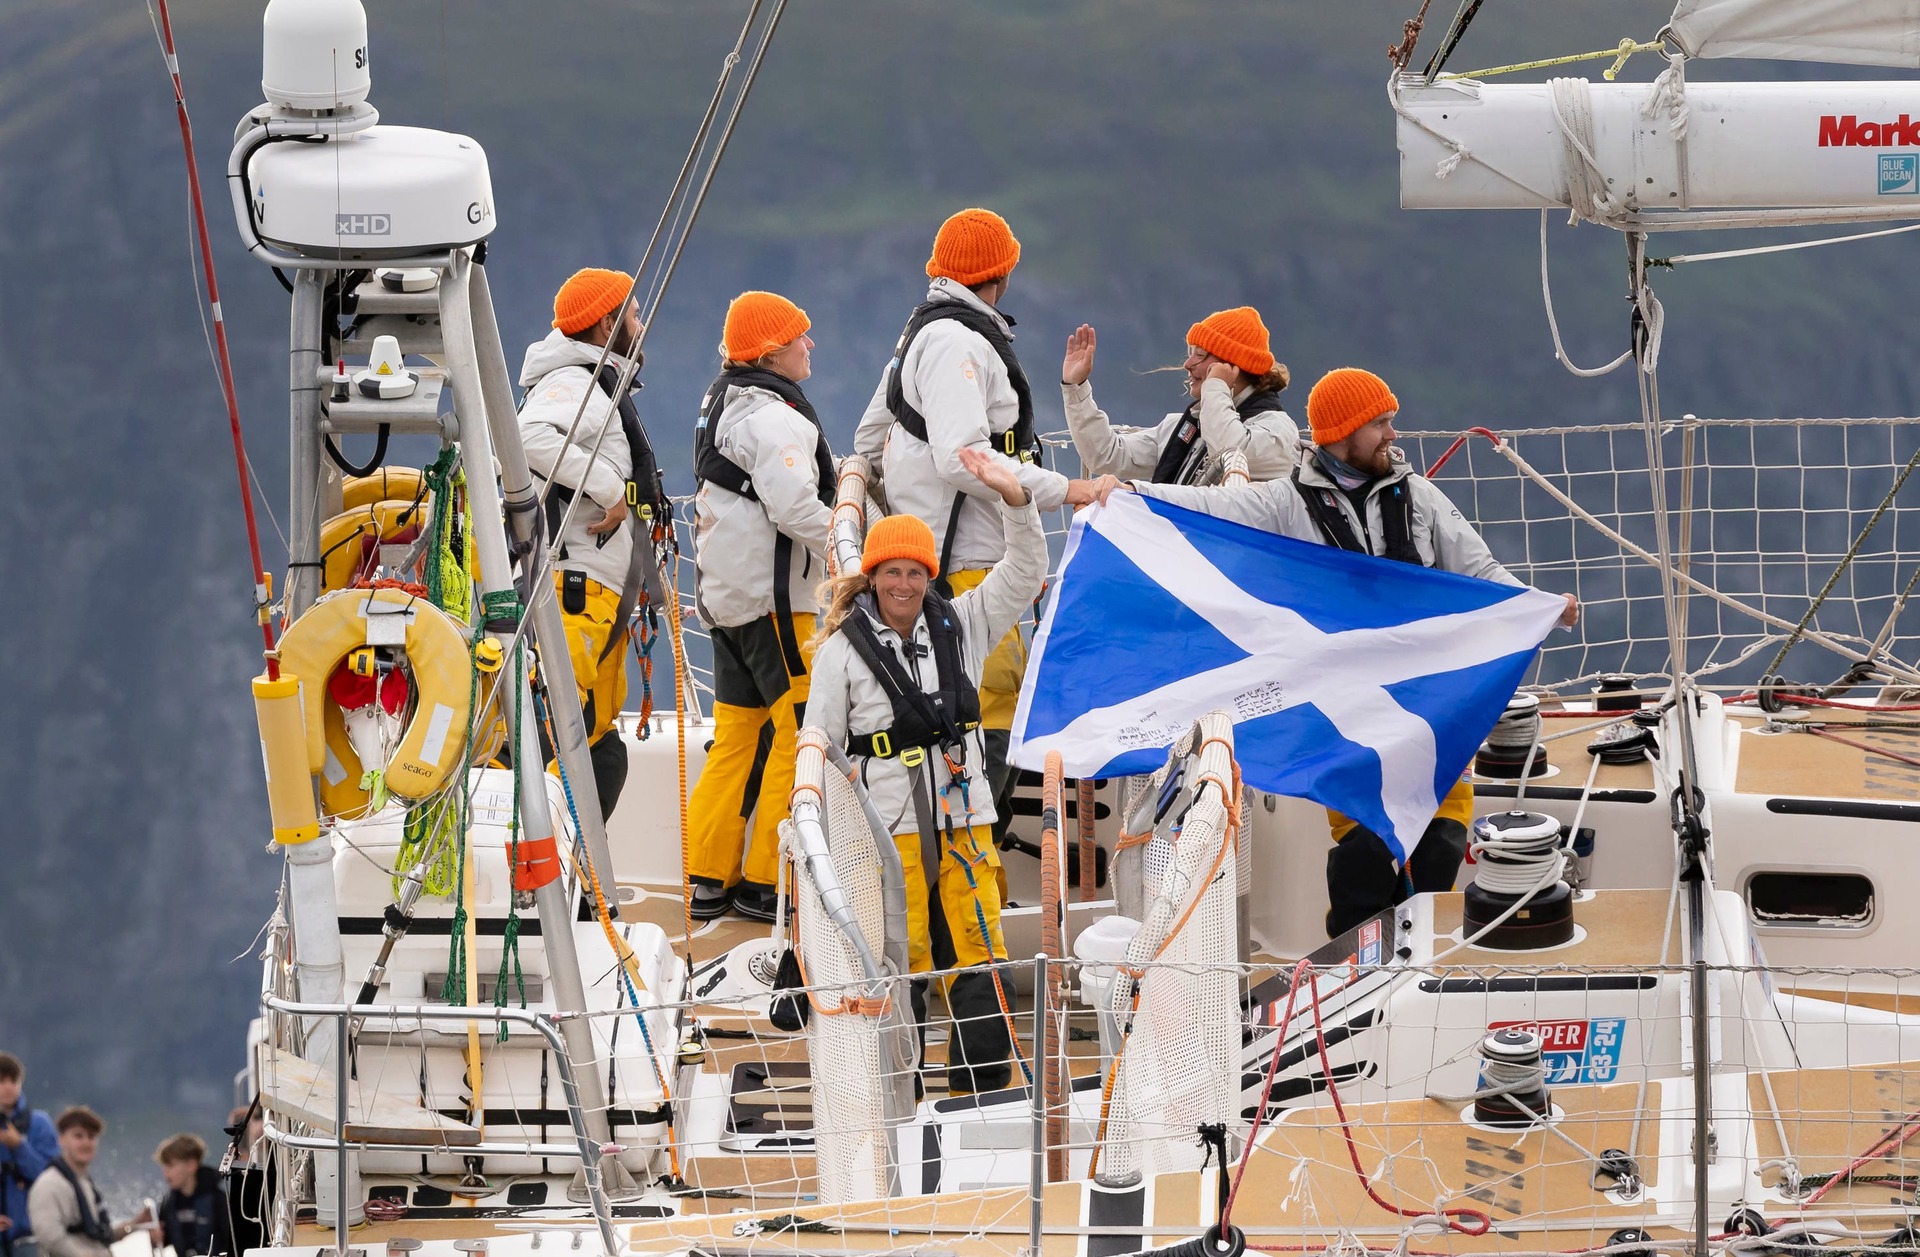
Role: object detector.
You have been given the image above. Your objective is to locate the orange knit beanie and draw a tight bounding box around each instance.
[1307,368,1400,446]
[862,514,940,578]
[552,268,634,335]
[723,291,811,362]
[925,208,1021,287]
[1187,307,1275,377]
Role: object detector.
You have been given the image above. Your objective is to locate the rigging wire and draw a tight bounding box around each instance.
[469,0,790,748]
[147,0,280,671]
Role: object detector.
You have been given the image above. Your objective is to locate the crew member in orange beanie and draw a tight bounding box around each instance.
[1083,366,1578,938]
[852,209,1097,848]
[806,445,1050,1095]
[1061,306,1299,485]
[514,267,669,821]
[683,292,834,922]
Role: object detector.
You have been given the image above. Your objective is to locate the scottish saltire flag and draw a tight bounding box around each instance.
[1011,492,1565,860]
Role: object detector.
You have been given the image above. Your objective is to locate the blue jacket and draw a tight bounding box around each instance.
[1,1101,60,1242]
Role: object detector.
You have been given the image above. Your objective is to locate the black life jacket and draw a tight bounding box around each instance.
[884,301,1037,461]
[48,1158,113,1247]
[160,1167,229,1257]
[694,368,837,668]
[538,361,668,556]
[693,368,835,508]
[1149,388,1285,484]
[839,591,981,763]
[883,301,1039,589]
[1290,466,1428,567]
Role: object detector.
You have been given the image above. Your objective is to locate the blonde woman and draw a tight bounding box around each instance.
[807,445,1049,1094]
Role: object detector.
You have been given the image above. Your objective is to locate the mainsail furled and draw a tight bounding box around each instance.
[1667,0,1920,69]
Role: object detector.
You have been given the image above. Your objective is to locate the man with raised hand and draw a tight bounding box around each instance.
[1090,367,1577,936]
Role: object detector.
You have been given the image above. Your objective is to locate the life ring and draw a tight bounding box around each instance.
[319,498,430,592]
[341,467,424,511]
[277,587,474,806]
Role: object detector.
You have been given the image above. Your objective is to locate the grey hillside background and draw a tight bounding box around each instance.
[2,0,1914,1183]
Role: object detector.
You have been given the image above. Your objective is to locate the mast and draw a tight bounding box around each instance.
[227,0,634,1215]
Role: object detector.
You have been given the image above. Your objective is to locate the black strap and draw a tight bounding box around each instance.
[884,301,1037,459]
[1376,480,1424,566]
[1149,388,1285,485]
[769,556,807,678]
[590,364,668,520]
[932,492,968,599]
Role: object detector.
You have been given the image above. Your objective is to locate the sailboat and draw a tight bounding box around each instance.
[160,0,1920,1253]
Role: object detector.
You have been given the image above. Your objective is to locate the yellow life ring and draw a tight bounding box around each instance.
[277,587,474,807]
[319,498,431,592]
[342,467,425,512]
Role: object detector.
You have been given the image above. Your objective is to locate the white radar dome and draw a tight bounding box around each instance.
[262,0,370,112]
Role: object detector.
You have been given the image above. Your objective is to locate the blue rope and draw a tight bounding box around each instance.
[531,686,669,1092]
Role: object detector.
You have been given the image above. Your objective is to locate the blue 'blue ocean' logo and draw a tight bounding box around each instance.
[1878,153,1917,195]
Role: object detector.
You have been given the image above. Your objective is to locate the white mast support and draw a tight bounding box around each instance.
[1397,76,1920,224]
[827,455,872,578]
[466,256,621,907]
[287,270,328,619]
[285,269,358,1223]
[438,251,617,1142]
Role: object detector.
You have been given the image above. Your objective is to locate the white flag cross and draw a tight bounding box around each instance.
[1026,493,1564,848]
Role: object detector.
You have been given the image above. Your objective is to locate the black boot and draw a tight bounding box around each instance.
[944,969,1014,1095]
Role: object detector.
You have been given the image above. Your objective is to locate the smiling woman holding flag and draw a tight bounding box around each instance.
[1088,366,1578,937]
[807,443,1065,1095]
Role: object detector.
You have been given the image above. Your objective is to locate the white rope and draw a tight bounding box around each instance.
[1549,76,1622,223]
[1642,51,1690,145]
[1467,820,1566,897]
[1662,220,1920,266]
[1490,438,1920,686]
[1539,211,1634,377]
[1638,284,1665,375]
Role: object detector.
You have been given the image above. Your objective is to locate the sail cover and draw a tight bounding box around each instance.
[1667,0,1920,68]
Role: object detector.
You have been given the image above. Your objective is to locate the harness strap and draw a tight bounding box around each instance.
[887,302,1037,590]
[1290,469,1369,554]
[1150,387,1284,485]
[933,491,967,598]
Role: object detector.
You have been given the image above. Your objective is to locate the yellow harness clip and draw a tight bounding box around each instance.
[899,746,926,768]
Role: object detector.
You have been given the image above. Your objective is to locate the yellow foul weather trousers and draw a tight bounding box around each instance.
[685,612,814,889]
[895,819,1015,1094]
[554,572,627,742]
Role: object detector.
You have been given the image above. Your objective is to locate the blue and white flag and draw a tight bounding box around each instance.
[1011,492,1565,861]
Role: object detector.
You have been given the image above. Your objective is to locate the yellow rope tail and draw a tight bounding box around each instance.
[1440,37,1665,83]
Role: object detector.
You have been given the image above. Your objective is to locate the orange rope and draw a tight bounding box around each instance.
[1076,777,1097,904]
[1039,753,1068,1182]
[667,552,694,958]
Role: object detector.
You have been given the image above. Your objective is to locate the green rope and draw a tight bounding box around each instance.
[394,449,478,900]
[436,621,494,995]
[494,640,529,1041]
[422,447,475,624]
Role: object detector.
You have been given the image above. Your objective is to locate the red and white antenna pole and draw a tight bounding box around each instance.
[152,0,281,677]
